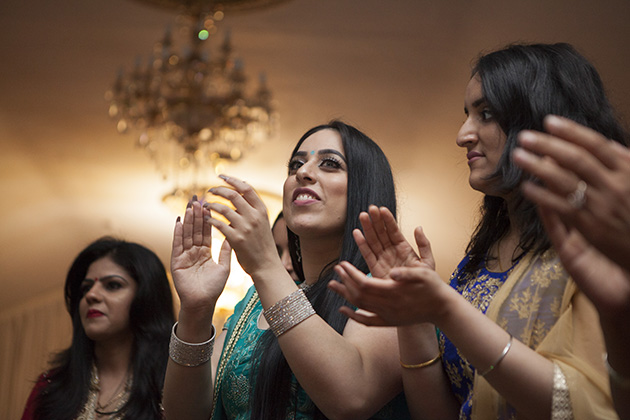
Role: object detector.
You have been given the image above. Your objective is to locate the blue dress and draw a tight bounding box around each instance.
[439,254,518,420]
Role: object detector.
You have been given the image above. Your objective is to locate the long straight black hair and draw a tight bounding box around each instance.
[464,42,629,274]
[33,236,175,420]
[250,121,398,419]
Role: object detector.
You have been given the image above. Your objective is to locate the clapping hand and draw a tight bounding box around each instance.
[171,199,232,314]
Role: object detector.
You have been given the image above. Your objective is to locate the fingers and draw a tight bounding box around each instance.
[413,226,435,270]
[216,174,267,212]
[512,144,580,195]
[358,208,385,255]
[182,207,194,250]
[172,216,183,258]
[202,207,212,249]
[543,115,623,170]
[353,228,377,267]
[332,262,398,312]
[192,201,205,247]
[536,205,569,252]
[367,205,391,249]
[177,199,214,253]
[379,206,407,245]
[519,177,580,216]
[359,205,403,251]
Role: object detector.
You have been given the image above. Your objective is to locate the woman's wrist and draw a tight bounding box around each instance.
[429,284,464,329]
[176,306,216,343]
[249,260,290,284]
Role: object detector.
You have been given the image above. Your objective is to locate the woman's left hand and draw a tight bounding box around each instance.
[203,175,281,279]
[353,206,433,278]
[513,115,630,272]
[537,204,630,319]
[330,261,452,326]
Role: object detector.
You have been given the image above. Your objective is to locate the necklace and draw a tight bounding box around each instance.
[77,364,132,420]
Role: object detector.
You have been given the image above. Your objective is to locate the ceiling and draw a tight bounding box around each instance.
[1,0,629,314]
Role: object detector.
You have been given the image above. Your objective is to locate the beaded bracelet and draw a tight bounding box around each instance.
[169,322,215,367]
[479,334,513,377]
[605,353,630,389]
[264,288,316,337]
[400,352,441,369]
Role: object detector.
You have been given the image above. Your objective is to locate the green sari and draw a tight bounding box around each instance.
[211,285,409,419]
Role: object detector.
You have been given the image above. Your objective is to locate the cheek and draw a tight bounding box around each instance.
[79,297,87,313]
[332,179,348,202]
[282,179,292,211]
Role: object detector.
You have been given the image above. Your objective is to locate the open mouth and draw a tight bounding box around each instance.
[293,188,320,202]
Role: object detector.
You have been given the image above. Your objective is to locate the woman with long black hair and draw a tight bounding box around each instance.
[22,236,175,420]
[163,120,410,419]
[330,43,627,419]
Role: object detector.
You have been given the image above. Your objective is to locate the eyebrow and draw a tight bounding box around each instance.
[464,96,488,114]
[82,274,129,284]
[470,96,488,109]
[293,149,347,163]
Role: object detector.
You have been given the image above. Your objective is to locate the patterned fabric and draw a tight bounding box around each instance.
[439,253,517,419]
[552,363,573,420]
[212,285,410,419]
[439,250,617,420]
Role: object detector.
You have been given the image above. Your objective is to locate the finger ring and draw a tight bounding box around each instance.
[567,180,587,209]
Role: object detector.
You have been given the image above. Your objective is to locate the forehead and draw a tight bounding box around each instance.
[297,129,344,155]
[85,256,133,281]
[464,75,484,105]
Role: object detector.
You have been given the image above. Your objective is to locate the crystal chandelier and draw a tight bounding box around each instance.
[106,0,286,210]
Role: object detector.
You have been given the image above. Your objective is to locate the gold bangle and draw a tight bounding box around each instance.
[400,352,441,369]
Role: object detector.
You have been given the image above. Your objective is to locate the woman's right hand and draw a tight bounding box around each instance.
[171,200,232,315]
[353,205,434,278]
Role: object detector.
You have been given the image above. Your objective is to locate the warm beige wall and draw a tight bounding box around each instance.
[0,291,71,419]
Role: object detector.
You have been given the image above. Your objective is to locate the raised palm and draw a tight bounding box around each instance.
[356,206,433,279]
[171,201,232,312]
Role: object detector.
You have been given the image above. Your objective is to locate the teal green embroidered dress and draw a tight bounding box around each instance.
[211,285,410,419]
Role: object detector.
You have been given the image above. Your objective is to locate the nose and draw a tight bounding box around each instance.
[84,282,103,304]
[456,117,478,148]
[295,160,315,183]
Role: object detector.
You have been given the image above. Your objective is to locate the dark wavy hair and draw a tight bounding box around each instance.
[33,236,175,420]
[250,121,398,419]
[464,42,629,274]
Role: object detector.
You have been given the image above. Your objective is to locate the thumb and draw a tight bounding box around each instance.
[218,239,233,271]
[414,226,435,270]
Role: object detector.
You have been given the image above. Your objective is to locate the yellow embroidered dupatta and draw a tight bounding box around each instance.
[471,251,618,419]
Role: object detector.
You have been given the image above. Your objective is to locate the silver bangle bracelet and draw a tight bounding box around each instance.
[479,334,513,377]
[169,322,215,367]
[263,288,316,337]
[605,353,630,389]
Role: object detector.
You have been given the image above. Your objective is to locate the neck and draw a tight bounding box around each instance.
[93,334,133,376]
[299,236,342,285]
[490,207,522,272]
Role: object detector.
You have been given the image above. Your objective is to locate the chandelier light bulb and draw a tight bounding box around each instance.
[106,7,277,212]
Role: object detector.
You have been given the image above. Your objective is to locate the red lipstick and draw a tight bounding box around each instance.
[87,309,104,318]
